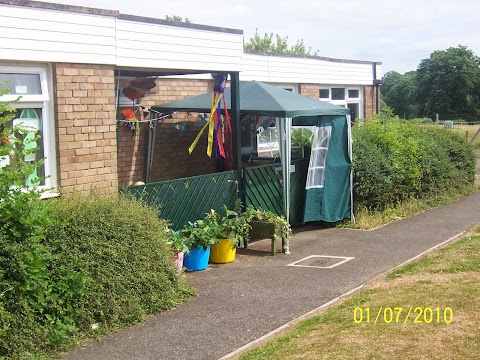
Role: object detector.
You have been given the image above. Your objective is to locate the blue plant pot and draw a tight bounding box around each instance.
[183,245,210,271]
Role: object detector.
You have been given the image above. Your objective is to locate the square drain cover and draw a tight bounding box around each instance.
[287,255,354,269]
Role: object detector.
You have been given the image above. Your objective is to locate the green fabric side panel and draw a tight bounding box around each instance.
[303,115,351,223]
[303,187,325,222]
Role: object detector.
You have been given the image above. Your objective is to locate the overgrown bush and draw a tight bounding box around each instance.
[352,119,476,210]
[47,193,194,328]
[1,193,194,358]
[0,84,64,357]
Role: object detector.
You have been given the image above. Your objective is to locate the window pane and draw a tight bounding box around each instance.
[0,108,45,186]
[0,73,42,95]
[348,89,359,98]
[331,88,345,100]
[306,126,332,189]
[319,89,330,98]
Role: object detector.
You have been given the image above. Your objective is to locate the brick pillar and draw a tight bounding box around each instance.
[363,85,378,119]
[53,63,118,195]
[298,83,319,99]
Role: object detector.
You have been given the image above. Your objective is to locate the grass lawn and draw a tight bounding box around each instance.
[451,123,480,150]
[238,228,480,360]
[344,186,478,230]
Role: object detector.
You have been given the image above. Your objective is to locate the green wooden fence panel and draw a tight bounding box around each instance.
[244,158,310,223]
[244,163,283,215]
[125,170,239,230]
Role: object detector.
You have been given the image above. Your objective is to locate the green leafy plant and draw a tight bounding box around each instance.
[291,128,313,148]
[0,82,75,357]
[165,228,189,253]
[241,205,291,242]
[352,118,476,210]
[183,206,247,250]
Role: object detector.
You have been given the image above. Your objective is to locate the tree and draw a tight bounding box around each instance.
[244,29,319,56]
[165,15,191,23]
[415,45,480,121]
[381,70,418,119]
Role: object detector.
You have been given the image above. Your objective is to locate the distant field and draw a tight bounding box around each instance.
[426,123,480,149]
[451,123,480,149]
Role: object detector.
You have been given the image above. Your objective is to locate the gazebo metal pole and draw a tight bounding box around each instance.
[229,72,243,203]
[347,115,355,223]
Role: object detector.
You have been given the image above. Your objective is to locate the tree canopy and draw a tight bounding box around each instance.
[416,46,480,121]
[381,70,417,119]
[381,45,480,121]
[244,29,319,56]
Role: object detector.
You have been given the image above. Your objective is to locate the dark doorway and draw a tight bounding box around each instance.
[347,103,359,123]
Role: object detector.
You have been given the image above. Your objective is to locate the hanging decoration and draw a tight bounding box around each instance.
[188,73,228,157]
[174,122,186,134]
[197,113,207,125]
[121,78,157,101]
[119,108,140,133]
[117,77,157,136]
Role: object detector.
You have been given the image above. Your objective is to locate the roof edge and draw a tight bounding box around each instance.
[0,0,244,34]
[244,49,382,65]
[0,0,119,17]
[118,14,243,35]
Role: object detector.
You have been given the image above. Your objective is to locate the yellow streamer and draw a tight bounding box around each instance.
[188,93,224,156]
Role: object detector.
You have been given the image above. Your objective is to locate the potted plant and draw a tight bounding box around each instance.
[165,228,189,273]
[182,213,220,271]
[241,205,292,255]
[209,206,247,264]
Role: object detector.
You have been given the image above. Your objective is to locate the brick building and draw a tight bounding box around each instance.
[0,0,382,196]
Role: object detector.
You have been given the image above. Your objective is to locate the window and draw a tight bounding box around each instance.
[257,121,279,158]
[306,126,332,189]
[348,89,359,99]
[319,89,330,99]
[331,88,345,100]
[0,65,56,192]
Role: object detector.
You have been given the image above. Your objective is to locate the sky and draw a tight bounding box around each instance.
[41,0,480,75]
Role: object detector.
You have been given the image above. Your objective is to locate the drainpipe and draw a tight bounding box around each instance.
[372,62,381,115]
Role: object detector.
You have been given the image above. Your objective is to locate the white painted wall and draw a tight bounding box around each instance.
[0,3,380,78]
[116,19,243,72]
[0,3,243,72]
[0,5,117,64]
[241,53,380,85]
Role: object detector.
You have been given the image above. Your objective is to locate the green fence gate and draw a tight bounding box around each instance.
[125,170,239,230]
[243,158,309,224]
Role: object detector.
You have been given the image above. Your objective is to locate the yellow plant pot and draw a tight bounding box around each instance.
[210,239,236,264]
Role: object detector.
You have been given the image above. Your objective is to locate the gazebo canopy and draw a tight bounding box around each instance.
[151,80,352,228]
[152,80,349,118]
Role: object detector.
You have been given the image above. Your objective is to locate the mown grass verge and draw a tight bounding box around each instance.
[343,184,477,230]
[238,228,480,360]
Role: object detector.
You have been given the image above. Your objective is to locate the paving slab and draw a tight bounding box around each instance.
[63,191,480,360]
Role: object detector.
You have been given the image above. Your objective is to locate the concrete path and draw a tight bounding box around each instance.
[63,190,480,360]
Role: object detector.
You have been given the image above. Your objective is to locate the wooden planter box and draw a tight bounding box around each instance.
[246,220,288,256]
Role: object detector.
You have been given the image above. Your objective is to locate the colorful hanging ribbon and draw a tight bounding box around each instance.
[188,73,228,157]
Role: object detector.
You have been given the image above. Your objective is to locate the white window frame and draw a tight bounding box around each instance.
[0,64,57,195]
[319,85,364,119]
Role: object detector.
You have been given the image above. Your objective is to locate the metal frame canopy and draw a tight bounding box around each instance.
[153,81,351,224]
[153,80,349,118]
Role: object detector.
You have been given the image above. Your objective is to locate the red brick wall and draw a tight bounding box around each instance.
[299,83,319,99]
[53,63,118,195]
[363,85,378,119]
[117,78,217,186]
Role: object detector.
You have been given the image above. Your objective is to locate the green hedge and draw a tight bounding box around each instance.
[0,193,194,358]
[352,120,476,210]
